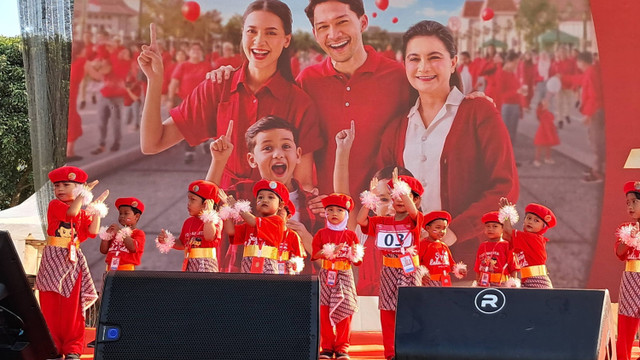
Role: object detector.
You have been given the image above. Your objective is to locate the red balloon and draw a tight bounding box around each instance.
[392,17,398,24]
[481,7,494,21]
[181,1,200,22]
[372,12,377,18]
[375,0,389,11]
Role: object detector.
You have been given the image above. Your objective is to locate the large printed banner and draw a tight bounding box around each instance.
[44,0,639,299]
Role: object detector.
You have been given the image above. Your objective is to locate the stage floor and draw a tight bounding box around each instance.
[80,328,637,359]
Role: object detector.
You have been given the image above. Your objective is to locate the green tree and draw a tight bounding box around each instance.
[363,26,391,51]
[515,0,558,49]
[0,36,33,209]
[140,0,222,47]
[222,14,243,47]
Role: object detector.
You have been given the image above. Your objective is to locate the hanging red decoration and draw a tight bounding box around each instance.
[375,0,389,11]
[392,17,398,24]
[481,7,494,21]
[181,1,201,23]
[372,12,377,18]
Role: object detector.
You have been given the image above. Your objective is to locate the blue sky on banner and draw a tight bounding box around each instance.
[0,0,467,37]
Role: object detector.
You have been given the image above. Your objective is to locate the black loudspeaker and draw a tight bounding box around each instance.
[0,231,58,360]
[395,287,615,360]
[95,271,319,360]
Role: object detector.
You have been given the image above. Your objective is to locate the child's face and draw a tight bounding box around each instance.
[523,213,545,233]
[256,190,281,216]
[373,178,394,216]
[391,192,416,214]
[325,205,347,225]
[626,193,640,219]
[247,129,301,187]
[118,206,140,227]
[425,219,448,240]
[484,222,503,240]
[53,181,78,202]
[187,193,205,216]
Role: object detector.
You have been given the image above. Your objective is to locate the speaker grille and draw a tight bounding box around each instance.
[95,271,319,360]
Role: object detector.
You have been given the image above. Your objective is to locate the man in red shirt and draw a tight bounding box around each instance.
[299,0,411,196]
[213,42,242,69]
[576,52,605,183]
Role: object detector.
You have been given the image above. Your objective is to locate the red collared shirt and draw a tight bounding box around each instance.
[171,63,323,188]
[297,46,411,194]
[511,229,548,267]
[104,229,146,266]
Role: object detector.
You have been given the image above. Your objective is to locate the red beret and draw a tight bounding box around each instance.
[481,211,501,224]
[388,175,424,196]
[424,211,452,226]
[285,200,296,216]
[624,181,640,195]
[322,193,355,212]
[253,179,289,204]
[525,203,556,228]
[189,180,220,203]
[48,166,88,183]
[115,197,144,214]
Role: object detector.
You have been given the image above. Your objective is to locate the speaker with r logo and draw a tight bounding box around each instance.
[395,287,615,360]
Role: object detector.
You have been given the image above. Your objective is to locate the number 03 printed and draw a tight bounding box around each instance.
[375,230,413,249]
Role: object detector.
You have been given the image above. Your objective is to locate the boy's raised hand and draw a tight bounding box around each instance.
[210,120,234,161]
[137,23,164,83]
[335,120,355,151]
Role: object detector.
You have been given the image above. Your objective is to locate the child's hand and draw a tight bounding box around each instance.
[369,177,379,192]
[95,189,109,203]
[107,223,120,234]
[391,167,399,184]
[157,229,167,244]
[204,199,215,212]
[218,189,229,205]
[210,120,234,161]
[86,180,99,191]
[499,197,512,208]
[226,194,237,208]
[335,120,355,150]
[137,23,164,83]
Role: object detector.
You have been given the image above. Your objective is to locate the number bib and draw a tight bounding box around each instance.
[375,224,413,251]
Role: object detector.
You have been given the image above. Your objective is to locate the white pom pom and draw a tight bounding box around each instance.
[321,243,337,260]
[452,261,467,279]
[617,223,640,250]
[289,256,305,274]
[360,190,380,211]
[86,201,108,218]
[155,231,175,254]
[98,226,113,241]
[471,280,478,287]
[349,244,365,263]
[218,206,236,221]
[115,226,133,242]
[234,200,252,216]
[72,185,94,206]
[498,204,519,224]
[390,179,411,199]
[505,277,521,288]
[200,209,220,224]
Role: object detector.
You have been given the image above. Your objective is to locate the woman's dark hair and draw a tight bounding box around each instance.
[402,20,461,90]
[374,166,414,180]
[243,0,295,83]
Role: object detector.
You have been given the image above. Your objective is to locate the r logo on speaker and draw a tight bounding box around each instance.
[474,288,506,314]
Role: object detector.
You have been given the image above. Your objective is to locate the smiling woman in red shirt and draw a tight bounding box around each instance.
[137,0,322,189]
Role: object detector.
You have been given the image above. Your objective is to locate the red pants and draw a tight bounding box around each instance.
[617,314,640,360]
[39,273,85,356]
[381,309,396,359]
[320,305,352,353]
